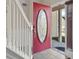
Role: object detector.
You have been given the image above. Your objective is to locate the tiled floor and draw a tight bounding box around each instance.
[33,49,65,59]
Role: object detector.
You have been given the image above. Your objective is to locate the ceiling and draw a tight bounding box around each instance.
[52,0,65,5]
[33,0,70,6]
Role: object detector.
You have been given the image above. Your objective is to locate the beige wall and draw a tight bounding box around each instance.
[19,0,33,22]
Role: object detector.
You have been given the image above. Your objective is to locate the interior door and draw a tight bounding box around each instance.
[33,2,51,54]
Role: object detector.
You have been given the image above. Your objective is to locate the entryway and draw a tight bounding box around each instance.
[51,5,66,53]
[33,2,51,54]
[32,2,66,59]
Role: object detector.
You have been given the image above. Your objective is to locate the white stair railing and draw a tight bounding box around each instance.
[6,0,32,59]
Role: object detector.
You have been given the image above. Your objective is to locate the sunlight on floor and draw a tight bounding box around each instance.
[33,49,65,59]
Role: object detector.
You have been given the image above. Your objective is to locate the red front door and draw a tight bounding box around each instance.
[33,2,51,54]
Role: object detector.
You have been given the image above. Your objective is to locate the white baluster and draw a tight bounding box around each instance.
[24,19,26,57]
[19,13,22,55]
[18,9,20,54]
[23,17,25,57]
[13,1,15,51]
[28,27,30,57]
[24,20,25,57]
[21,15,23,56]
[29,28,31,59]
[15,3,17,52]
[16,8,19,52]
[24,19,26,58]
[6,0,9,47]
[9,0,12,49]
[11,0,14,50]
[25,23,28,55]
[22,16,24,57]
[27,26,29,55]
[21,15,22,56]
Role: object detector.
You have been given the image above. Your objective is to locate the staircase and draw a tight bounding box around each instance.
[6,0,33,59]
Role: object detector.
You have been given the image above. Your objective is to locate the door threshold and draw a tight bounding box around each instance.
[52,48,65,55]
